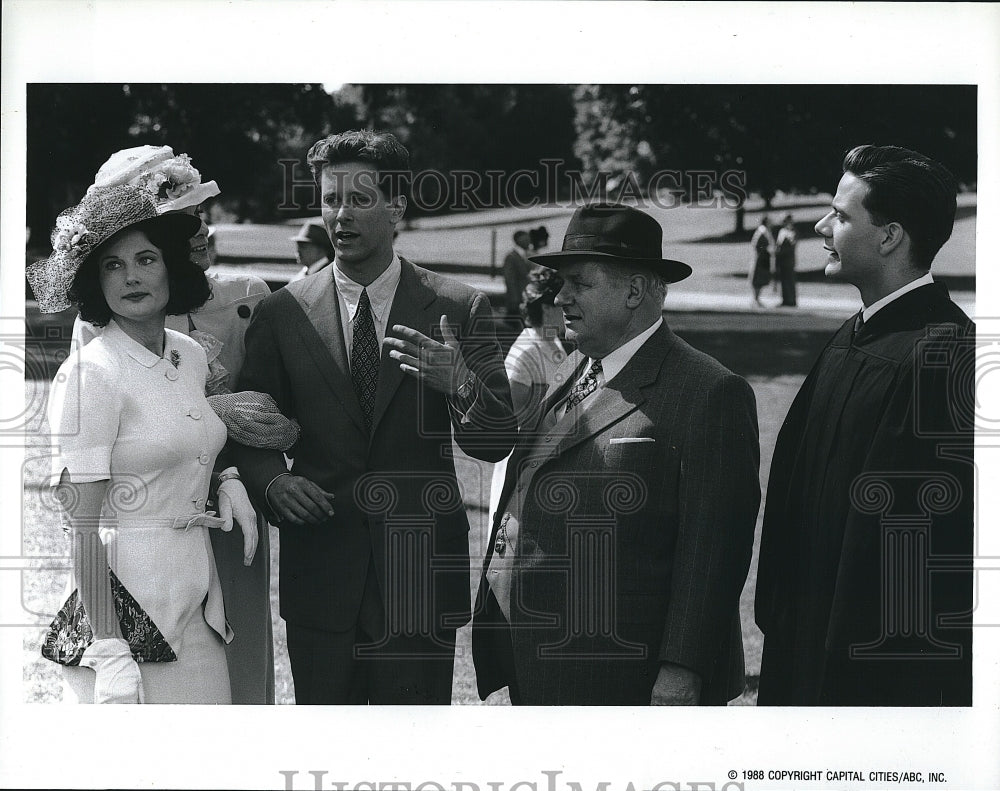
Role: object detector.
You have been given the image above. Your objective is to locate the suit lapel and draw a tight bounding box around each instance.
[370,258,438,434]
[287,272,367,433]
[536,351,587,430]
[547,323,674,460]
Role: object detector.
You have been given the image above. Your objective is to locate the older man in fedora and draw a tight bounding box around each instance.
[472,203,761,705]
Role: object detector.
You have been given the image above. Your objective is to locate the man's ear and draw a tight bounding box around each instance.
[389,195,407,224]
[625,273,647,309]
[880,221,906,256]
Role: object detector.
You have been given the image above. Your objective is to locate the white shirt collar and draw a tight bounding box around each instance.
[103,319,178,369]
[333,254,402,325]
[590,316,664,385]
[862,272,934,323]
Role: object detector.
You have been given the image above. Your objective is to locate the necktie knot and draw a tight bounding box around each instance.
[853,311,865,338]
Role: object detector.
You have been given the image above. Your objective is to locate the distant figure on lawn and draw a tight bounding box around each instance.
[529,225,550,255]
[748,216,774,306]
[502,230,532,316]
[289,217,335,281]
[755,144,974,706]
[775,213,798,307]
[233,129,515,704]
[473,203,760,705]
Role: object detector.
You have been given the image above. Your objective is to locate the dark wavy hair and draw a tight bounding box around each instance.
[306,129,411,203]
[69,218,212,327]
[842,144,958,270]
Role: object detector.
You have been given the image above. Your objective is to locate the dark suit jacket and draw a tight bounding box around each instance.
[233,258,515,635]
[473,323,761,704]
[755,282,974,705]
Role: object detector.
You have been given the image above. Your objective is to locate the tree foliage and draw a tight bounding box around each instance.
[571,84,977,206]
[26,83,975,245]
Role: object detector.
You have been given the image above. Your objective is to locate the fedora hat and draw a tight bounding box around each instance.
[88,145,221,214]
[26,184,202,313]
[529,203,691,283]
[289,217,335,256]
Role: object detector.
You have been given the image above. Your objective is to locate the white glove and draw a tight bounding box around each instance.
[218,476,258,566]
[178,513,228,530]
[80,637,144,704]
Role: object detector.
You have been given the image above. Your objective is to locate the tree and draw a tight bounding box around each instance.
[570,84,976,233]
[347,84,579,213]
[26,83,361,241]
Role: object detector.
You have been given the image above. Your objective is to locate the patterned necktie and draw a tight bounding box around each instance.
[563,358,603,411]
[853,311,865,339]
[351,288,379,432]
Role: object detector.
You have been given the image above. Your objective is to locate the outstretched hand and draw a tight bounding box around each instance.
[384,315,470,396]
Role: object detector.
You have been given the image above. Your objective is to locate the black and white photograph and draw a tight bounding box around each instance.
[2,2,999,790]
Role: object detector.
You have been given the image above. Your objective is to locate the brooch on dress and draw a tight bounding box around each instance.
[169,350,181,369]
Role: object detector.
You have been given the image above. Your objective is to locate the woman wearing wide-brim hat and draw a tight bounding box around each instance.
[28,184,258,704]
[68,145,284,705]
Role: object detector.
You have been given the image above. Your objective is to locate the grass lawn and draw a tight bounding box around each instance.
[20,372,802,706]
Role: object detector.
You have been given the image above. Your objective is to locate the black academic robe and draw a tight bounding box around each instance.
[755,282,974,706]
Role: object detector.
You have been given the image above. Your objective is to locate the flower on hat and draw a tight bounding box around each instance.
[52,216,93,255]
[135,154,201,202]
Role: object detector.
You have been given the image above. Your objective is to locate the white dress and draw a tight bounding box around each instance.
[71,271,277,705]
[49,320,233,704]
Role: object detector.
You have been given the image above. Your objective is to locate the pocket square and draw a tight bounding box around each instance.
[609,437,655,445]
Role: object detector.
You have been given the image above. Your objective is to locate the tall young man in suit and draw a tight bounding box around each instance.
[234,130,515,704]
[472,203,761,705]
[755,145,975,705]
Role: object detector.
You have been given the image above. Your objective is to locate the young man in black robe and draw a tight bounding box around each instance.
[755,145,975,706]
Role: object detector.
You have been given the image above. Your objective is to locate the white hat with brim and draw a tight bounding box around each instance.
[88,145,221,214]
